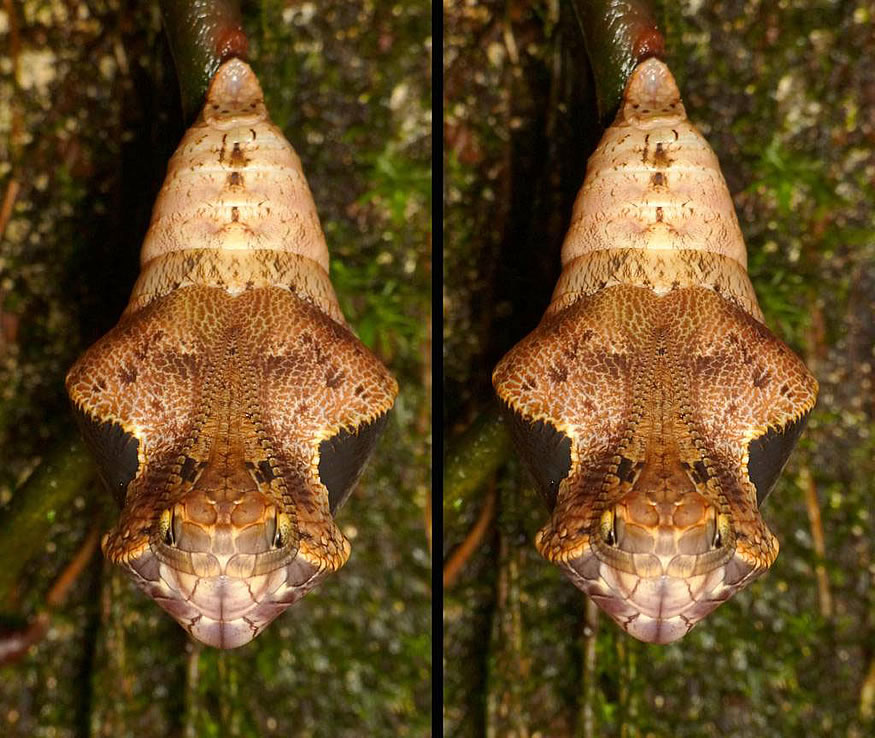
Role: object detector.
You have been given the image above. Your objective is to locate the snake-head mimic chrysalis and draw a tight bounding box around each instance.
[67,59,397,648]
[494,58,817,644]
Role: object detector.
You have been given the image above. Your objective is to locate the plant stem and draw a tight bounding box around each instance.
[579,595,600,738]
[443,478,497,589]
[800,464,833,618]
[158,0,249,123]
[0,434,96,603]
[570,0,665,122]
[443,409,512,530]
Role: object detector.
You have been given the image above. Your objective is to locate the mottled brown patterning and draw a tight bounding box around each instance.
[67,59,397,648]
[493,58,817,643]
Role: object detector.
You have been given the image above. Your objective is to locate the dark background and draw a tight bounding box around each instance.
[0,1,431,735]
[444,0,874,736]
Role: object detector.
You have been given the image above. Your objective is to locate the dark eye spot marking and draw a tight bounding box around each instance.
[692,460,711,485]
[325,364,346,389]
[615,456,639,484]
[258,460,276,483]
[230,142,248,166]
[72,406,140,506]
[501,403,572,509]
[179,455,199,483]
[119,364,137,384]
[747,411,811,507]
[548,363,569,383]
[653,142,672,166]
[318,412,391,513]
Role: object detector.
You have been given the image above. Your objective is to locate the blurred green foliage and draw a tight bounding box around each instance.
[0,1,430,736]
[444,0,874,736]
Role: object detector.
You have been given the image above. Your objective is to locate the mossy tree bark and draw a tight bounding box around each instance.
[444,0,873,735]
[0,1,431,734]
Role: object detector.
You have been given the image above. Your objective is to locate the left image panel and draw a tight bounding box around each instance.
[0,2,431,735]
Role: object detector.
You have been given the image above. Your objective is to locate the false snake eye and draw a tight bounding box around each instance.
[64,57,398,648]
[273,512,294,549]
[491,56,819,644]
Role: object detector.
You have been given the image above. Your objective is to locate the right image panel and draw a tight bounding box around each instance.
[443,2,874,736]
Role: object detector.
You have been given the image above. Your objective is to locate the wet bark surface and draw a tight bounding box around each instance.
[444,0,874,735]
[0,1,431,735]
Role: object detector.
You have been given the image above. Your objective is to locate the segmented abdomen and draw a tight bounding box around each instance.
[551,59,761,322]
[129,59,342,323]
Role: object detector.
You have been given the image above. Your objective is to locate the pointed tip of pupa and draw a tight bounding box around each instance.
[620,57,686,127]
[203,58,267,129]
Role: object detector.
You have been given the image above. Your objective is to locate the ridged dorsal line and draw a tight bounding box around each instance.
[139,56,332,277]
[559,55,750,280]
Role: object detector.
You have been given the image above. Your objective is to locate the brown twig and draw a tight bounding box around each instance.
[570,0,665,122]
[861,655,875,722]
[0,522,101,665]
[443,479,497,589]
[799,301,832,619]
[0,614,49,665]
[798,464,833,618]
[46,523,101,607]
[0,177,20,238]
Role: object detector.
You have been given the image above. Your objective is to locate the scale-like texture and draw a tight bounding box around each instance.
[67,59,397,648]
[494,59,817,644]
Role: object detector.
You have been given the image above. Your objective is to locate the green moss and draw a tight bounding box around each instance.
[0,1,430,734]
[445,0,874,735]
